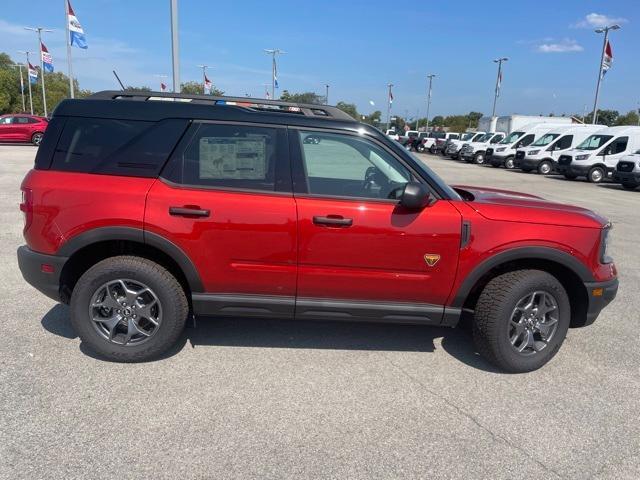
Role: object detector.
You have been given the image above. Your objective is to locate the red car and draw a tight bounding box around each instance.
[17,91,618,372]
[0,114,48,145]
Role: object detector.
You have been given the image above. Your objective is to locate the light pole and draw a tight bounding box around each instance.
[18,51,34,115]
[10,64,26,112]
[592,24,620,125]
[197,64,209,94]
[325,84,330,104]
[425,74,436,131]
[264,49,285,99]
[386,83,393,131]
[491,57,508,118]
[24,26,53,117]
[170,0,180,92]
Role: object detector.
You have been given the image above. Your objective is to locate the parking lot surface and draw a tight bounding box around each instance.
[1,145,638,479]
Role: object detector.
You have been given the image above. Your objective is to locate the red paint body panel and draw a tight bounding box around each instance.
[0,115,48,142]
[21,170,153,254]
[144,180,297,296]
[295,197,462,304]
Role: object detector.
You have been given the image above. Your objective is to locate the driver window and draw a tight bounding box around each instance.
[298,131,411,200]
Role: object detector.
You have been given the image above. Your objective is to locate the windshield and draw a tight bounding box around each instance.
[461,133,475,141]
[471,133,485,141]
[531,133,560,146]
[500,131,524,144]
[476,133,494,142]
[576,134,613,150]
[407,151,462,200]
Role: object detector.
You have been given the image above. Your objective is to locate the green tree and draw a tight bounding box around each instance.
[615,110,640,126]
[431,115,444,127]
[335,101,359,119]
[583,109,619,126]
[279,90,325,104]
[125,85,152,92]
[361,110,382,126]
[180,80,224,96]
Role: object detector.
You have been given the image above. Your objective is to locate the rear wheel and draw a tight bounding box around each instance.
[588,166,605,183]
[474,152,485,164]
[429,145,436,154]
[70,256,188,362]
[538,160,553,175]
[473,270,570,373]
[31,132,43,146]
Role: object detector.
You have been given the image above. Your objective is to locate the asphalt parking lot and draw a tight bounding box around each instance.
[1,144,638,479]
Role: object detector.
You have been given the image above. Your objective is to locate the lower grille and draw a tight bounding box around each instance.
[515,151,525,160]
[558,155,572,166]
[617,161,635,172]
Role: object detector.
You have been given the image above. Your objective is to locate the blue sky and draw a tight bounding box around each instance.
[1,0,638,118]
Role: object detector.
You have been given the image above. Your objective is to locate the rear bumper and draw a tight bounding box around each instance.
[582,277,618,326]
[17,246,67,302]
[612,171,640,184]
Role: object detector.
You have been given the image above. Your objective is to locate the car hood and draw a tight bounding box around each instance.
[452,185,607,228]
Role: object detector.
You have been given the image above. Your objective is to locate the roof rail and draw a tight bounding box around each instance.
[88,90,355,121]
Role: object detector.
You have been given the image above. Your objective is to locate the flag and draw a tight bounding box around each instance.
[265,90,271,99]
[41,42,54,73]
[204,74,212,94]
[497,71,503,97]
[28,63,38,84]
[67,0,88,49]
[602,40,613,78]
[389,89,394,104]
[160,82,167,92]
[273,58,279,89]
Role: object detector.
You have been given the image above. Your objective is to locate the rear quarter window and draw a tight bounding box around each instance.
[49,117,188,177]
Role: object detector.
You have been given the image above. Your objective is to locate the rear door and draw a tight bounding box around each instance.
[0,116,16,140]
[13,116,33,141]
[145,121,297,318]
[290,128,462,323]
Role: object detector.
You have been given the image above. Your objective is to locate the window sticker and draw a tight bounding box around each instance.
[199,136,267,180]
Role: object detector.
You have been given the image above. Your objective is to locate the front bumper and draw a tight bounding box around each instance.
[487,153,510,167]
[557,164,615,177]
[17,246,67,302]
[582,277,618,326]
[514,157,551,170]
[612,171,640,185]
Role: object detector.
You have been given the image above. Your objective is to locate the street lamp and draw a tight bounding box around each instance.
[425,74,436,131]
[591,24,620,124]
[491,57,508,118]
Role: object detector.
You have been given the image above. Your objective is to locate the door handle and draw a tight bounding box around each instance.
[169,206,210,217]
[313,215,353,227]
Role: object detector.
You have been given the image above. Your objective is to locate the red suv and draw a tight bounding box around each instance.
[17,91,618,372]
[0,114,48,145]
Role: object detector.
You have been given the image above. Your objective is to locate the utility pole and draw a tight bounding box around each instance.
[425,74,436,131]
[170,0,180,92]
[592,24,620,125]
[10,64,26,112]
[491,57,508,118]
[325,84,330,104]
[64,0,74,98]
[24,26,53,117]
[386,83,393,131]
[197,64,209,94]
[18,51,34,115]
[264,49,285,99]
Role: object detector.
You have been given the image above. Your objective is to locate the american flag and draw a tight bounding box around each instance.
[602,40,613,78]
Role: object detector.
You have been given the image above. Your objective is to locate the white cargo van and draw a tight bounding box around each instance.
[486,123,574,169]
[556,126,640,183]
[513,125,603,174]
[460,132,507,164]
[445,132,486,159]
[612,149,640,190]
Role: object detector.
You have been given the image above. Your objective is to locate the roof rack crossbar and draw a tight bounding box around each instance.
[88,90,354,121]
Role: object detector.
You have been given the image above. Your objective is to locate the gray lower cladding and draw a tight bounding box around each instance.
[191,293,460,327]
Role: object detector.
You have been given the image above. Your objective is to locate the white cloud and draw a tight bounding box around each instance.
[572,13,628,28]
[536,39,584,53]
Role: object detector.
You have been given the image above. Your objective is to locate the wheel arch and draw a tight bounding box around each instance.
[451,247,592,327]
[57,227,203,303]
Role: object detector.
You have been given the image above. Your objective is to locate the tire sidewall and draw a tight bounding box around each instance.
[70,257,187,361]
[538,160,552,175]
[474,153,484,164]
[588,167,605,183]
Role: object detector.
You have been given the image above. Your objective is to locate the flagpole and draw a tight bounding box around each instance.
[386,83,393,131]
[592,24,620,125]
[25,27,53,117]
[10,64,26,112]
[197,65,208,94]
[19,51,34,115]
[170,0,180,93]
[426,74,435,131]
[65,0,75,98]
[492,57,508,118]
[264,49,285,100]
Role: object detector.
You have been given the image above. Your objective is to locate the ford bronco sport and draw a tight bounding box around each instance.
[17,91,618,372]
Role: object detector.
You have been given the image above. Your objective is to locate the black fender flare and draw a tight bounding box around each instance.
[57,226,204,292]
[450,246,594,308]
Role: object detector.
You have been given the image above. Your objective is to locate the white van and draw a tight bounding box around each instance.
[460,132,507,164]
[612,149,640,190]
[556,126,640,183]
[485,123,575,169]
[513,125,603,174]
[445,131,486,159]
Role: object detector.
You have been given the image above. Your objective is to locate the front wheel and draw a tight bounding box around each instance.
[70,256,189,362]
[504,157,515,169]
[473,270,570,373]
[417,144,425,153]
[429,145,436,154]
[474,152,485,164]
[588,166,605,183]
[31,132,43,146]
[538,160,553,175]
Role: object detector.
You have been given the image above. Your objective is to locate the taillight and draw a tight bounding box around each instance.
[20,188,33,231]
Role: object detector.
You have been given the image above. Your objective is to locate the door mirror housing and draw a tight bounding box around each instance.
[399,182,431,209]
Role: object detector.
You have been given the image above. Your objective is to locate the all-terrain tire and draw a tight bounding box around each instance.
[70,256,189,362]
[473,270,570,373]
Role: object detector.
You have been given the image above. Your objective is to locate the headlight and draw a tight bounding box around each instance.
[528,150,540,155]
[496,147,507,152]
[600,225,613,264]
[575,154,590,161]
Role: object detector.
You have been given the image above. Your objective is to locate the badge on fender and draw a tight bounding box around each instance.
[424,254,440,267]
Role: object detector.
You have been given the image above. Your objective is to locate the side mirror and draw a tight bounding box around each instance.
[399,182,431,209]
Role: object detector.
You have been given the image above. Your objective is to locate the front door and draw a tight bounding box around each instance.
[145,121,297,318]
[0,116,17,141]
[290,129,462,324]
